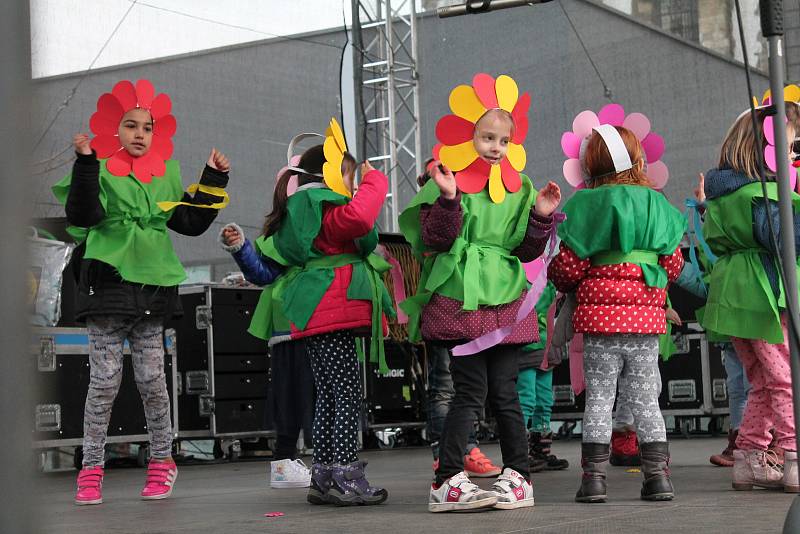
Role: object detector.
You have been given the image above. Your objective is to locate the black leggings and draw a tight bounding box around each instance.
[307,331,362,465]
[269,339,315,460]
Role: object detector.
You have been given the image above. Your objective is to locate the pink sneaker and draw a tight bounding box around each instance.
[141,459,178,500]
[75,467,104,505]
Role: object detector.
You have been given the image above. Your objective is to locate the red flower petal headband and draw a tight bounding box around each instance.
[89,79,176,183]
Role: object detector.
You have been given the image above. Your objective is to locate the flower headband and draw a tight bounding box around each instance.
[433,73,531,204]
[89,79,176,184]
[285,118,351,197]
[747,84,800,189]
[562,103,668,190]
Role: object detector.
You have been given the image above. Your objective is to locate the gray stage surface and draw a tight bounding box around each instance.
[36,437,795,534]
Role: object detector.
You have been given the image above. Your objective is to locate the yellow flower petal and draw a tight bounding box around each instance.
[439,140,478,172]
[505,143,526,172]
[786,84,800,103]
[323,135,344,167]
[449,85,486,124]
[762,88,771,105]
[322,161,351,197]
[326,117,348,153]
[495,75,519,113]
[488,164,505,203]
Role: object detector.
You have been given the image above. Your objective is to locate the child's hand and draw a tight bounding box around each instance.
[222,226,242,248]
[534,181,562,216]
[694,173,705,203]
[360,160,375,175]
[208,148,231,172]
[430,160,457,200]
[665,307,682,326]
[73,133,92,155]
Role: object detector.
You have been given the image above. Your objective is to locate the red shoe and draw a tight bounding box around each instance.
[141,459,178,500]
[710,429,737,467]
[464,448,502,478]
[75,466,104,506]
[610,430,641,466]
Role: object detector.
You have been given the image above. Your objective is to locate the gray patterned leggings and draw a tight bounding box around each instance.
[83,315,172,467]
[583,334,666,444]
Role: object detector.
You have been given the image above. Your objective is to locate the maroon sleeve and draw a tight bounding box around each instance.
[320,169,388,241]
[660,246,685,283]
[512,210,554,262]
[419,192,463,251]
[548,244,591,293]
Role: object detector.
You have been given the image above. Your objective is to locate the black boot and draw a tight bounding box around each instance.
[539,432,569,470]
[527,432,547,473]
[640,442,674,501]
[575,443,608,503]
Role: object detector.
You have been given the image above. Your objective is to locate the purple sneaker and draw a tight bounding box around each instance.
[307,463,333,505]
[329,460,388,506]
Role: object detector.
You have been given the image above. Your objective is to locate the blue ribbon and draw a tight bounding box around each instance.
[684,198,717,294]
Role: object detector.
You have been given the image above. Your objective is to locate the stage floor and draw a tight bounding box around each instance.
[36,437,796,534]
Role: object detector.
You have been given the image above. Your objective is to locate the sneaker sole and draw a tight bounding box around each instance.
[328,490,388,506]
[75,498,102,506]
[493,496,534,510]
[141,471,178,500]
[641,493,674,501]
[732,482,783,491]
[307,492,332,505]
[428,496,497,513]
[271,480,311,489]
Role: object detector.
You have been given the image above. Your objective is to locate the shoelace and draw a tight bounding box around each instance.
[763,450,784,473]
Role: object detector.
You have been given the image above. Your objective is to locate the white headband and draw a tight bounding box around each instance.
[592,124,633,174]
[285,132,325,177]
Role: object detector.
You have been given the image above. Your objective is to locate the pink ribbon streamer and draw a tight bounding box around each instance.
[569,334,585,395]
[377,245,408,324]
[452,212,565,357]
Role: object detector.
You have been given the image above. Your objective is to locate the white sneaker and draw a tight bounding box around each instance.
[491,468,534,510]
[428,471,497,512]
[270,459,312,489]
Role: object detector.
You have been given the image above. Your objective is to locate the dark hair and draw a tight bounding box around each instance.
[261,144,357,236]
[417,158,436,187]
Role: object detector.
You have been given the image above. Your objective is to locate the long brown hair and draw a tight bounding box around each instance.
[261,144,357,237]
[584,126,651,188]
[719,101,800,180]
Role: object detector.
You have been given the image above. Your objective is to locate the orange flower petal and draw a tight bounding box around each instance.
[449,85,486,124]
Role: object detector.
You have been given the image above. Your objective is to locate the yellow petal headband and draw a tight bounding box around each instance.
[285,117,352,198]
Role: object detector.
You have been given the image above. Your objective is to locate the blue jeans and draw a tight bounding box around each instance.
[722,343,751,430]
[427,344,477,459]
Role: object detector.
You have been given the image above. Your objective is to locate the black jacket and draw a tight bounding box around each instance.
[66,152,228,320]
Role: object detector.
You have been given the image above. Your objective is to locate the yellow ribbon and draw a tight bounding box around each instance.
[157,183,230,212]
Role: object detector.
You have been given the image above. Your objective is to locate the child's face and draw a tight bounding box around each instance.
[117,108,153,157]
[472,112,512,166]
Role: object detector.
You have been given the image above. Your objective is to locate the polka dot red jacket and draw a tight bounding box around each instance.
[547,245,684,335]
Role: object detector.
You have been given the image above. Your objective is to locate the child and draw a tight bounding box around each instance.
[226,119,392,506]
[219,162,315,489]
[548,124,685,503]
[516,281,569,472]
[416,162,501,478]
[701,102,800,492]
[400,74,561,512]
[53,79,231,505]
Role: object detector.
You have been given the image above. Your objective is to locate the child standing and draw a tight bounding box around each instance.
[701,102,800,492]
[548,125,685,503]
[234,120,392,506]
[53,80,231,505]
[400,74,561,512]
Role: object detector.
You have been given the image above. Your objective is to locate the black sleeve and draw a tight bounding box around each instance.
[65,152,105,227]
[166,165,230,236]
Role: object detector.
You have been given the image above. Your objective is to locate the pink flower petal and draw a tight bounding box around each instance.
[286,175,299,197]
[561,131,582,159]
[764,145,777,172]
[154,114,177,138]
[135,80,155,109]
[598,103,625,126]
[90,135,122,158]
[646,160,669,189]
[106,151,133,177]
[641,132,665,163]
[472,73,498,109]
[572,110,599,138]
[112,81,138,111]
[436,114,475,145]
[563,158,585,188]
[149,93,172,120]
[622,112,651,140]
[763,116,776,146]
